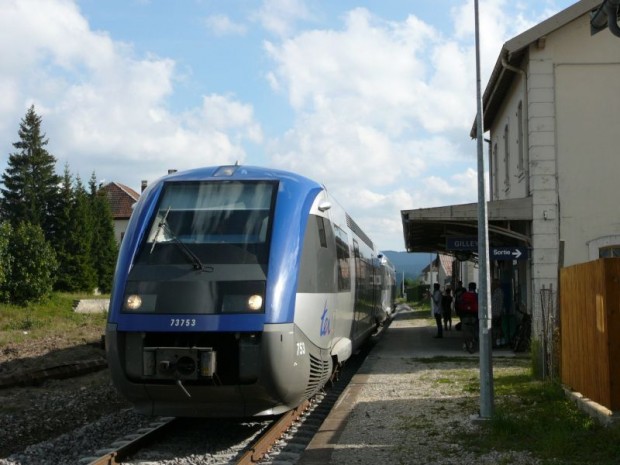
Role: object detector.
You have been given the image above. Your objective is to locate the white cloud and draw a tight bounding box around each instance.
[264,7,479,198]
[195,94,263,143]
[424,168,478,205]
[0,0,572,250]
[0,0,261,187]
[255,0,314,37]
[261,5,501,249]
[204,14,247,37]
[265,9,438,121]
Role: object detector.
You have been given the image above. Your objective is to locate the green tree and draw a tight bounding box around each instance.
[0,222,12,302]
[54,165,78,291]
[89,173,118,293]
[4,222,58,304]
[0,105,61,240]
[55,174,97,292]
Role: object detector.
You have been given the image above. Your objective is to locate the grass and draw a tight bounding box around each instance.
[0,293,108,347]
[397,301,620,464]
[458,363,620,465]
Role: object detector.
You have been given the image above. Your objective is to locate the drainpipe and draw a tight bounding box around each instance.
[501,56,529,195]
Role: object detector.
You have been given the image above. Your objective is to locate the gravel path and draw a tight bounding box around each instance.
[301,307,541,465]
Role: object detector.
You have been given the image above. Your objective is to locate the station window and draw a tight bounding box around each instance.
[599,246,620,258]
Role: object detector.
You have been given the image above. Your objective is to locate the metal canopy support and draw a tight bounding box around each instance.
[474,0,494,419]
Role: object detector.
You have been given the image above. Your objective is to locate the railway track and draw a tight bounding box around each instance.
[78,398,321,465]
[80,416,176,465]
[78,326,381,465]
[79,404,310,465]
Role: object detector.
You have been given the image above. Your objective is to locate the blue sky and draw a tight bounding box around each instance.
[0,0,576,251]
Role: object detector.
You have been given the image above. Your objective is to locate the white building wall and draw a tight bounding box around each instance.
[114,219,130,244]
[549,15,620,267]
[556,63,620,266]
[461,260,478,289]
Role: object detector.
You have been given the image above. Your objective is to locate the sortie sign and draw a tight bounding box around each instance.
[490,247,528,261]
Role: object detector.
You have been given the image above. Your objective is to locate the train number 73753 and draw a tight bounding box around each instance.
[170,318,197,327]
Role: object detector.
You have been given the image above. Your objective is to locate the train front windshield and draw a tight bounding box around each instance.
[123,181,277,315]
[138,180,276,266]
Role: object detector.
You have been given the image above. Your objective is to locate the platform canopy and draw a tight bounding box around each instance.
[401,196,533,255]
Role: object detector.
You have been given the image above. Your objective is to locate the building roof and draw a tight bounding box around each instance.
[100,182,140,219]
[438,253,453,277]
[401,197,533,254]
[421,254,453,276]
[472,0,602,136]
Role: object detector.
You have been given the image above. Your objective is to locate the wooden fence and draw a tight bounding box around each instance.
[560,258,620,411]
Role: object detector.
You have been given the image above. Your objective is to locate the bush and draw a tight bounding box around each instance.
[3,222,58,304]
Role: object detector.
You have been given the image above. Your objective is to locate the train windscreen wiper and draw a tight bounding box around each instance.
[150,207,213,272]
[150,206,171,254]
[163,223,214,272]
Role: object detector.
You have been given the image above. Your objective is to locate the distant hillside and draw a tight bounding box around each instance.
[380,251,430,281]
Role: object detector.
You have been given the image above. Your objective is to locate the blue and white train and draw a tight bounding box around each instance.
[105,165,396,417]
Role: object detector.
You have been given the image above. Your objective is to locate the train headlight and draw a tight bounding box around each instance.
[247,294,263,311]
[125,294,143,311]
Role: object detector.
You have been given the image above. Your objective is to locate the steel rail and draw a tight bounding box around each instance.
[81,416,176,465]
[236,400,311,465]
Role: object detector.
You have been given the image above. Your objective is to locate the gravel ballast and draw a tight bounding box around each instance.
[1,307,543,465]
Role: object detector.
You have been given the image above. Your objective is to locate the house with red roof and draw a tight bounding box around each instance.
[99,182,140,243]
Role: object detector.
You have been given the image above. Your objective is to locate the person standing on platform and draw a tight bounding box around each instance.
[491,280,505,347]
[442,287,453,331]
[461,282,478,314]
[454,281,466,329]
[431,283,443,338]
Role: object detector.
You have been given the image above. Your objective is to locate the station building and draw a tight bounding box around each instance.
[401,0,620,346]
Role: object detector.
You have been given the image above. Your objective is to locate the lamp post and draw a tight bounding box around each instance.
[474,0,494,419]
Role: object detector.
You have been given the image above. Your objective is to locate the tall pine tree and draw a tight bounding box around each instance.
[0,105,61,241]
[54,167,98,292]
[89,173,118,293]
[63,175,97,292]
[54,165,77,291]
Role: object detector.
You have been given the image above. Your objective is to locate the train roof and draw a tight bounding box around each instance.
[155,165,323,190]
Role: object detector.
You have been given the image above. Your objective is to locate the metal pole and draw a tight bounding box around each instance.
[474,0,494,419]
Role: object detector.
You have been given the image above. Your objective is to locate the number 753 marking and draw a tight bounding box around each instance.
[296,342,306,356]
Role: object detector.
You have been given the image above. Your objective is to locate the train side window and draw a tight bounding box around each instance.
[316,216,327,248]
[334,225,351,291]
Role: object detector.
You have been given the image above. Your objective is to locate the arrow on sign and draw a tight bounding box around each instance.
[490,246,528,260]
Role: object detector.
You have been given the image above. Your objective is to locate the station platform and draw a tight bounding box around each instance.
[297,305,516,465]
